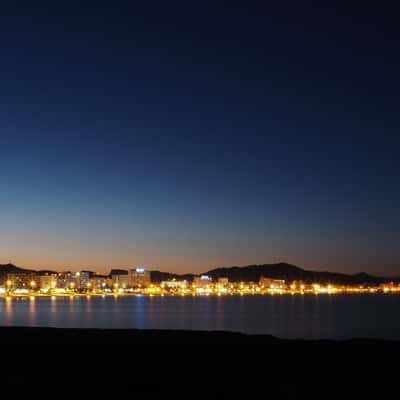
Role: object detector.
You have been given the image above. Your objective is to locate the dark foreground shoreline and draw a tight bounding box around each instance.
[1,327,399,398]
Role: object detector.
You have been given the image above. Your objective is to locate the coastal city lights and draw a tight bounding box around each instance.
[0,2,399,396]
[1,268,399,298]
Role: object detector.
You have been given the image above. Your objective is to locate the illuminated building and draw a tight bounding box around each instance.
[57,271,71,289]
[259,277,286,290]
[92,275,110,290]
[218,278,229,287]
[6,273,38,290]
[112,271,129,289]
[161,280,188,290]
[39,274,58,291]
[193,275,212,289]
[128,268,151,288]
[63,272,83,291]
[78,271,92,289]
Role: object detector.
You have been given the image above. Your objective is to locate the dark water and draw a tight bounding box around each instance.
[1,294,399,340]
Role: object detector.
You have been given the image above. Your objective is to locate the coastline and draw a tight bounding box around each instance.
[1,290,400,300]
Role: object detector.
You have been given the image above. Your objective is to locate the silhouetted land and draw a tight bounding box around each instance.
[154,262,400,285]
[2,262,399,286]
[0,327,398,398]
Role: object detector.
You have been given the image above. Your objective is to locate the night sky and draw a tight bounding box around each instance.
[1,2,399,275]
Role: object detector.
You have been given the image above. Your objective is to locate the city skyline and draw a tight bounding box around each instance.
[1,258,399,278]
[1,3,399,276]
[1,2,400,396]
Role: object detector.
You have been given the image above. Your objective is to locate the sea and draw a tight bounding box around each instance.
[0,294,399,340]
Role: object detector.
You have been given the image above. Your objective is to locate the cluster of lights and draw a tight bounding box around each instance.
[1,276,400,298]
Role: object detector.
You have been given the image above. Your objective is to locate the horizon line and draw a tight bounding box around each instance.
[1,261,398,278]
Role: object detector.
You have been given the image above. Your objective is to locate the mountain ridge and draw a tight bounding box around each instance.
[152,262,397,285]
[202,263,393,285]
[0,262,398,285]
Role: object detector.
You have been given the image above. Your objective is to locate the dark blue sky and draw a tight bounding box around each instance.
[0,1,399,274]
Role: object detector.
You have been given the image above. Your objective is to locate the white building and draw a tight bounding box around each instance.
[128,268,151,288]
[193,275,212,289]
[161,280,188,290]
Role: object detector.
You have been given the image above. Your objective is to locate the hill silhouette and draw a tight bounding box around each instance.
[150,270,195,283]
[1,262,397,285]
[151,263,397,285]
[0,263,34,279]
[203,263,390,285]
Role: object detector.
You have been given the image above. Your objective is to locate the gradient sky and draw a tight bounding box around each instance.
[0,2,399,275]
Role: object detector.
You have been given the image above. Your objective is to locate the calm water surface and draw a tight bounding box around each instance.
[0,294,399,340]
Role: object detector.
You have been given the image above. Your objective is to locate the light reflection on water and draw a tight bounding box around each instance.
[0,294,399,340]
